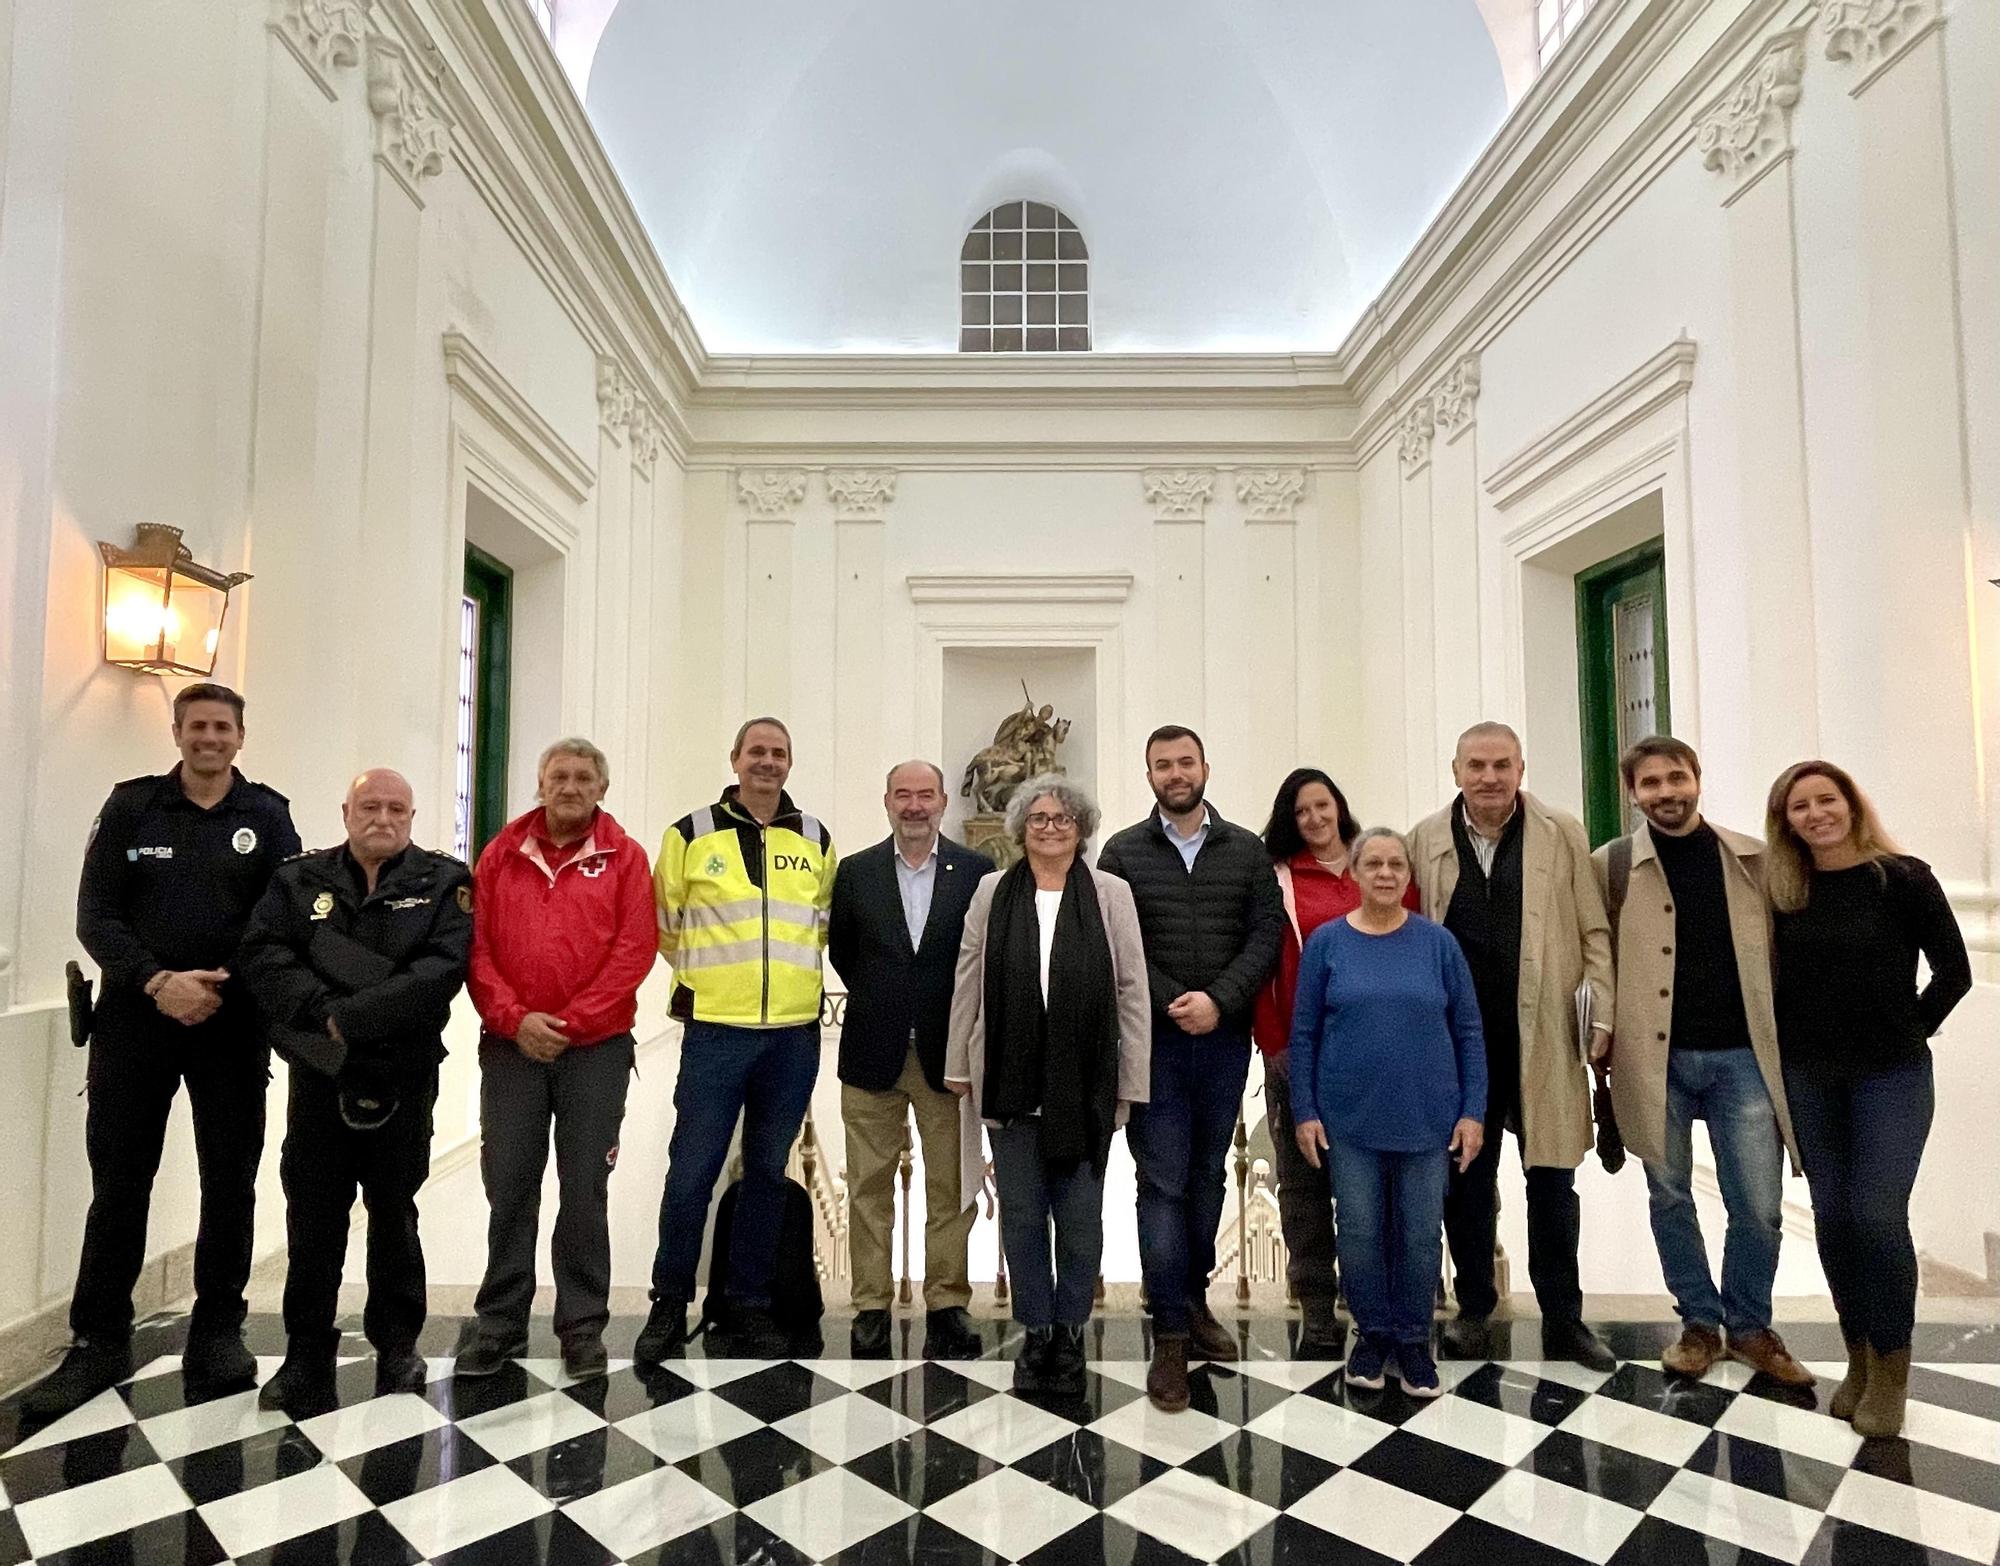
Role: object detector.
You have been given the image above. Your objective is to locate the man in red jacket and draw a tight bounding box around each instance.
[459,738,657,1379]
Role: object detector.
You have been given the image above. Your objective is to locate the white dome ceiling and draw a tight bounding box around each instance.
[583,0,1509,353]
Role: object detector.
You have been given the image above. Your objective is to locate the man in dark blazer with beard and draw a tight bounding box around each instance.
[831,760,994,1359]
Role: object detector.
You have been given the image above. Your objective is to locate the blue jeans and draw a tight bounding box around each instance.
[649,1021,820,1309]
[1130,1025,1252,1334]
[1643,1047,1785,1335]
[1329,1139,1448,1348]
[1784,1053,1933,1354]
[989,1121,1105,1328]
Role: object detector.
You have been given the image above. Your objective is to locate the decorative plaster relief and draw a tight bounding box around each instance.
[1821,0,1939,74]
[596,358,637,431]
[1431,355,1482,442]
[626,404,665,473]
[737,469,808,518]
[1142,469,1214,521]
[826,469,898,520]
[367,37,452,198]
[1398,401,1436,476]
[1234,469,1307,521]
[1695,32,1805,197]
[270,0,368,97]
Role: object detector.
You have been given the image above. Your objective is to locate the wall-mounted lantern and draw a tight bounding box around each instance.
[98,524,251,677]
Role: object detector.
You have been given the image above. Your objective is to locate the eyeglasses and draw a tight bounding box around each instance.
[1026,812,1076,831]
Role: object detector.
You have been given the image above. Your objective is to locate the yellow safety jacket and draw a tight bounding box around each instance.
[655,787,837,1027]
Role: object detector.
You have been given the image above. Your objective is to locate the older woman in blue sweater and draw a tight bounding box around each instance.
[1290,827,1487,1397]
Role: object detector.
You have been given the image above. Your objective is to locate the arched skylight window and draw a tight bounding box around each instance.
[959,202,1090,352]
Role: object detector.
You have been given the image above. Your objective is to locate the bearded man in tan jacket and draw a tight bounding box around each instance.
[1410,722,1615,1371]
[1592,736,1811,1386]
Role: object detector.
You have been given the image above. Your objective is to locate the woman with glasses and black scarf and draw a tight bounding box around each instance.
[946,773,1151,1395]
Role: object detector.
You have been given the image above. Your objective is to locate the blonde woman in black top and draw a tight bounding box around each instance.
[1765,760,1971,1438]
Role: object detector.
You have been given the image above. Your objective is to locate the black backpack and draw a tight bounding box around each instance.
[700,1177,825,1337]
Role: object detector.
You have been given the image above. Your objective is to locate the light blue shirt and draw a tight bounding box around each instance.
[894,840,939,949]
[1160,807,1212,872]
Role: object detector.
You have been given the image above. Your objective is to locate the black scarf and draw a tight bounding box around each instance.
[981,856,1122,1171]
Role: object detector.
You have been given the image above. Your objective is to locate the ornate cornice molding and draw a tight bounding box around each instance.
[1398,401,1436,476]
[367,35,452,203]
[1142,469,1214,521]
[1820,0,1940,86]
[269,0,368,100]
[737,468,808,518]
[1234,469,1306,522]
[1695,31,1805,201]
[825,469,898,521]
[1431,355,1482,443]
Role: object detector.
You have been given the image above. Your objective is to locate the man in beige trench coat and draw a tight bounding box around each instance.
[1411,722,1616,1370]
[1592,736,1812,1386]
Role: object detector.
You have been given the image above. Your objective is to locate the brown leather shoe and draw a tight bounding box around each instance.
[1727,1327,1815,1388]
[1188,1303,1239,1363]
[1662,1323,1722,1378]
[1147,1334,1191,1412]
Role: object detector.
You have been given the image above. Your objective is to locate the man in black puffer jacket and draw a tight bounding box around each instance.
[1097,725,1283,1411]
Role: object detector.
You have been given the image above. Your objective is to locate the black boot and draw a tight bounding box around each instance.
[183,1327,258,1398]
[1013,1326,1055,1394]
[851,1309,892,1358]
[21,1337,133,1420]
[561,1334,609,1382]
[257,1352,338,1420]
[924,1307,982,1362]
[633,1297,689,1365]
[714,1307,790,1361]
[1439,1313,1492,1360]
[374,1349,428,1396]
[1297,1296,1345,1359]
[1048,1325,1086,1395]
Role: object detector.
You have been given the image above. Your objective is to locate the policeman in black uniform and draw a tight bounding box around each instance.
[239,767,471,1418]
[23,683,300,1419]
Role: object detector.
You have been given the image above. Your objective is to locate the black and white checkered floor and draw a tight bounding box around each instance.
[2,1316,1997,1566]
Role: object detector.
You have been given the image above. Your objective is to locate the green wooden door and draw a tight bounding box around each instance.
[456,544,513,861]
[1576,540,1669,846]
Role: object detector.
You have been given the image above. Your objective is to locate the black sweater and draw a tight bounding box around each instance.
[1096,808,1284,1027]
[1773,855,1972,1071]
[1652,823,1752,1052]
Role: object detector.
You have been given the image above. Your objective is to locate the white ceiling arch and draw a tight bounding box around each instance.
[575,0,1512,353]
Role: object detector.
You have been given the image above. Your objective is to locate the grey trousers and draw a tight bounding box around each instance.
[472,1032,634,1342]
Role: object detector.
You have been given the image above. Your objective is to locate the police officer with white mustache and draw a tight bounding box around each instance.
[240,768,471,1418]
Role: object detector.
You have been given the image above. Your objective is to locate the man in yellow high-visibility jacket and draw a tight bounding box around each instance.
[636,717,837,1360]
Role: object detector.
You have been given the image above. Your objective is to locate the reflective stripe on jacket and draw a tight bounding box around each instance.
[655,786,837,1026]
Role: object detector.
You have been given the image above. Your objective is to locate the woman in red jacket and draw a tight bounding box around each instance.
[1253,768,1415,1357]
[458,739,658,1381]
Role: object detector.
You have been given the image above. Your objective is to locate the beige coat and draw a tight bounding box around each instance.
[1410,792,1614,1170]
[1591,821,1799,1171]
[943,867,1153,1176]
